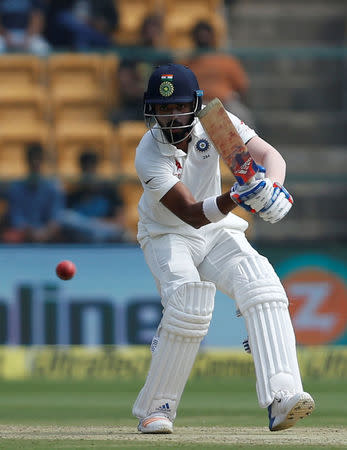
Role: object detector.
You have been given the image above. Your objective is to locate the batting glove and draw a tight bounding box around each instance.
[230,166,274,213]
[259,183,293,223]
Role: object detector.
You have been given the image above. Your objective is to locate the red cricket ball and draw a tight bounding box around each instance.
[56,260,76,280]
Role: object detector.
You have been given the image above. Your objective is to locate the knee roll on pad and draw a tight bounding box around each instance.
[132,281,216,420]
[161,281,215,339]
[231,255,288,313]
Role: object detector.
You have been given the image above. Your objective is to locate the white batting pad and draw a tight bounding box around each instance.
[230,255,303,408]
[132,281,216,420]
[244,301,303,407]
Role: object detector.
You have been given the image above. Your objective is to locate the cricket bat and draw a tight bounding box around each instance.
[197,98,258,185]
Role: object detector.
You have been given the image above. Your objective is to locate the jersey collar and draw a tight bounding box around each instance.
[152,120,206,157]
[153,127,188,158]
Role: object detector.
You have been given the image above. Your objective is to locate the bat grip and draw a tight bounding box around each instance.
[235,176,253,186]
[234,160,260,185]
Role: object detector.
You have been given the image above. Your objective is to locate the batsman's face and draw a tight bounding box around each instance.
[154,102,193,123]
[154,102,194,144]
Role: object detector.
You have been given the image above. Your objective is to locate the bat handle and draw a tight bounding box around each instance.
[235,175,255,185]
[235,161,261,185]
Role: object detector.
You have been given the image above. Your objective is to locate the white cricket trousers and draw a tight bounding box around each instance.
[140,225,261,306]
[138,224,304,410]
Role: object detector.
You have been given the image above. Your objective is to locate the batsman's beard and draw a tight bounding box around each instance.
[162,118,194,145]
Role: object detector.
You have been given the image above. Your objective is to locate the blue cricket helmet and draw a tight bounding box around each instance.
[144,64,203,145]
[144,63,203,107]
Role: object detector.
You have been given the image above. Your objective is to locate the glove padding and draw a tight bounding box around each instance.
[230,166,274,213]
[230,166,294,223]
[258,183,293,223]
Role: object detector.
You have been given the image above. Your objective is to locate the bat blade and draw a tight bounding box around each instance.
[197,98,258,184]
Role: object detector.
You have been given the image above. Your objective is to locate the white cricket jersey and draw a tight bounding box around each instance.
[135,110,257,242]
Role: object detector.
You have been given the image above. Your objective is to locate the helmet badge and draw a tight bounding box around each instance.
[159,74,174,97]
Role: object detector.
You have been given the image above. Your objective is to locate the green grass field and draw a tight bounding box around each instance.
[0,377,345,449]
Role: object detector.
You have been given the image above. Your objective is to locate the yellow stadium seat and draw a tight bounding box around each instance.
[114,0,156,45]
[50,90,106,123]
[103,53,120,110]
[163,0,227,50]
[0,86,48,123]
[0,54,45,87]
[164,0,224,28]
[117,177,143,235]
[0,122,52,179]
[54,121,116,178]
[48,53,104,95]
[114,121,147,176]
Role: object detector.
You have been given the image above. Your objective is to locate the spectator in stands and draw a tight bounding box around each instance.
[45,0,118,50]
[136,14,173,80]
[0,0,50,55]
[140,13,165,50]
[109,59,144,125]
[109,15,173,125]
[186,20,254,126]
[60,150,131,243]
[138,14,174,80]
[2,143,64,244]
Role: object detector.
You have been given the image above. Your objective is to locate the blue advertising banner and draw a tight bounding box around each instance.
[0,244,246,347]
[0,244,346,347]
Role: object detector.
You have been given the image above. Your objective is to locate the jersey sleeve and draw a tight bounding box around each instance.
[135,150,179,202]
[226,110,257,144]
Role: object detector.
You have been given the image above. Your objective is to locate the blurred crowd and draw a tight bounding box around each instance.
[0,142,131,244]
[0,0,118,54]
[0,1,254,244]
[0,1,250,120]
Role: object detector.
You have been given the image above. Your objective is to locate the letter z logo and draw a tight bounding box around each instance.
[284,267,347,345]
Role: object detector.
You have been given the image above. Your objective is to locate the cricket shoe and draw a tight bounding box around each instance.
[268,392,315,431]
[138,413,173,434]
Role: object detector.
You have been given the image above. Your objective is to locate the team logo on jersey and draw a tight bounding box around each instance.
[159,81,174,97]
[195,138,210,152]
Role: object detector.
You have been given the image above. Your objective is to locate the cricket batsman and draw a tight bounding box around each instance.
[132,63,315,434]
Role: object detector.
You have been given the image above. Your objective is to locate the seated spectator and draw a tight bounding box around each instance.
[136,13,174,82]
[109,59,144,125]
[45,0,118,50]
[0,0,50,55]
[185,20,254,126]
[60,150,132,243]
[110,15,174,126]
[2,143,64,243]
[140,13,163,49]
